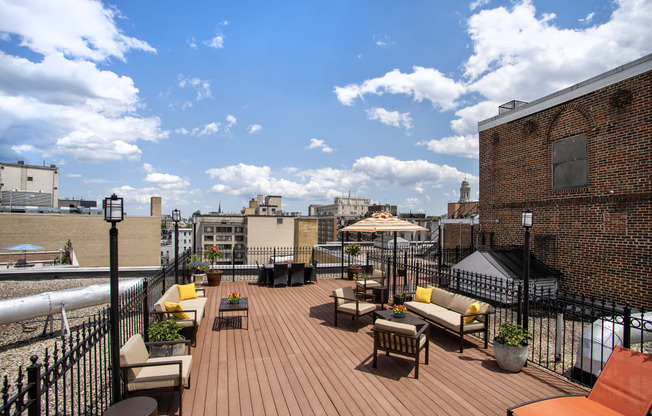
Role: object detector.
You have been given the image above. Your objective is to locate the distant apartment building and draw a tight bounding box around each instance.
[369,204,397,216]
[58,198,97,209]
[0,161,59,210]
[161,227,192,264]
[311,196,372,218]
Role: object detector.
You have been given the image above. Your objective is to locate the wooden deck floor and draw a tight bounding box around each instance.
[150,279,588,415]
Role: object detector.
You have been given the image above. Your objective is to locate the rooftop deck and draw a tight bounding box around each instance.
[151,278,588,415]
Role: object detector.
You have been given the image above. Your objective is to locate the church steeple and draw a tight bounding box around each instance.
[218,202,222,214]
[459,178,471,203]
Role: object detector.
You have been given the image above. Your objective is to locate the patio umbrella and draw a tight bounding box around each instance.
[5,243,45,263]
[339,213,427,293]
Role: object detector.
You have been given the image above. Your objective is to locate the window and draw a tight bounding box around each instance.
[235,227,244,233]
[204,226,213,233]
[553,134,588,190]
[277,218,283,225]
[216,235,232,241]
[235,236,244,241]
[204,235,213,241]
[27,176,33,181]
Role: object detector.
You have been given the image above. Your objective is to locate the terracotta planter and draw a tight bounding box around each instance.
[494,341,529,372]
[206,270,223,286]
[347,267,361,280]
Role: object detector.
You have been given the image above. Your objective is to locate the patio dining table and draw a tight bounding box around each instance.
[262,263,314,286]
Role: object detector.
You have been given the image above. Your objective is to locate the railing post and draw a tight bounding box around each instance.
[415,260,420,287]
[623,302,631,349]
[27,356,41,416]
[143,279,150,342]
[517,284,522,326]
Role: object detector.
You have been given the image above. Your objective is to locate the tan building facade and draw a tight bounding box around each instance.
[0,161,59,209]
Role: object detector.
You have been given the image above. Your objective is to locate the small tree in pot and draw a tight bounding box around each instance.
[344,243,362,279]
[493,322,532,372]
[147,319,186,357]
[204,246,223,286]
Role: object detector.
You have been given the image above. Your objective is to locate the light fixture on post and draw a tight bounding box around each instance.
[192,215,197,255]
[521,209,533,332]
[104,193,123,404]
[172,209,181,285]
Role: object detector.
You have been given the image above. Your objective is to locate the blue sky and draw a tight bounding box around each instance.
[1,0,650,217]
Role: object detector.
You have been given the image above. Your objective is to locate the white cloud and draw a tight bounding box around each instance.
[178,75,212,101]
[402,197,420,209]
[417,135,479,159]
[199,122,220,136]
[205,157,470,202]
[366,107,413,132]
[83,178,110,184]
[223,114,236,135]
[307,138,334,153]
[188,37,197,49]
[579,12,595,23]
[334,66,465,110]
[11,144,37,153]
[143,163,155,173]
[206,35,224,49]
[470,0,491,11]
[248,124,262,134]
[0,1,165,163]
[0,0,155,62]
[143,172,190,190]
[67,173,82,178]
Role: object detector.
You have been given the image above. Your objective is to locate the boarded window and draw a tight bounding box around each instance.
[553,134,588,190]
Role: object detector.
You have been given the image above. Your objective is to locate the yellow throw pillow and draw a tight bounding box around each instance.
[177,283,198,301]
[164,302,189,319]
[464,302,481,323]
[414,286,434,303]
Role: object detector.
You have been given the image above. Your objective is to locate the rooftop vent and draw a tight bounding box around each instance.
[499,100,528,114]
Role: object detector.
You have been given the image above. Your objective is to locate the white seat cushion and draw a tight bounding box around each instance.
[126,355,193,391]
[338,301,376,315]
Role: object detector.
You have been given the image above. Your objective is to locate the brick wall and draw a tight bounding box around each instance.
[479,70,652,309]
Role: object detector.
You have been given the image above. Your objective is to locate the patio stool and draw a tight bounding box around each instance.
[103,396,158,416]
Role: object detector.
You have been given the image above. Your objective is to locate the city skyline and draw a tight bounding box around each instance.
[1,0,650,217]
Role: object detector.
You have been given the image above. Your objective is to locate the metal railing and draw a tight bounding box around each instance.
[0,250,191,416]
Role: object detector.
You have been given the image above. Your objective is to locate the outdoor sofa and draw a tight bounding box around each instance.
[404,286,493,352]
[154,283,207,346]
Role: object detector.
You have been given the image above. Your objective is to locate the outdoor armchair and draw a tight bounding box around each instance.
[306,259,318,284]
[508,346,652,416]
[256,261,267,286]
[372,319,430,379]
[330,286,376,332]
[119,334,192,416]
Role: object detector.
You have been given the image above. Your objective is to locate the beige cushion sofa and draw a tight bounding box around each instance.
[119,333,192,415]
[154,284,208,345]
[405,286,493,352]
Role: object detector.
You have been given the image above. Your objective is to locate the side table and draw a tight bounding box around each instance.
[103,397,158,416]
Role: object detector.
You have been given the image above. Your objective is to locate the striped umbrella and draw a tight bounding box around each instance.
[339,213,427,293]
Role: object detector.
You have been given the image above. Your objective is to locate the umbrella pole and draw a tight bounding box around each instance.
[393,231,397,294]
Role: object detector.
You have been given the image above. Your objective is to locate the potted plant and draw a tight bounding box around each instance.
[344,244,362,279]
[187,254,209,275]
[393,292,406,305]
[204,246,223,286]
[147,319,186,357]
[397,266,406,277]
[227,291,241,304]
[493,322,533,372]
[392,304,407,318]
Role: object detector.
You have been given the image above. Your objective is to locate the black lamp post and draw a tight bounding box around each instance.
[172,209,180,284]
[521,209,533,332]
[192,215,197,255]
[104,193,123,404]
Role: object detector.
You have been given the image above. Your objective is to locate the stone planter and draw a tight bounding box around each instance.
[494,341,529,372]
[149,340,186,358]
[206,270,223,286]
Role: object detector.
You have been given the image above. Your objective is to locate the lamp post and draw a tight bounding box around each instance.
[104,193,123,404]
[521,210,533,332]
[172,209,180,284]
[192,215,197,255]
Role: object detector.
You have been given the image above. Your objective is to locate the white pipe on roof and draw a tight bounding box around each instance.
[0,279,142,326]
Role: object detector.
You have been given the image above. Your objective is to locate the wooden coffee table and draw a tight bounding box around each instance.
[218,297,249,330]
[373,309,427,329]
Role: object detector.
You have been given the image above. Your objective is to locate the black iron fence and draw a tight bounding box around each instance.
[2,245,649,414]
[0,251,190,416]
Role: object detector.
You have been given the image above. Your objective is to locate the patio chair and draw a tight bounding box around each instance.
[289,263,305,286]
[305,260,318,284]
[273,263,289,287]
[507,346,652,416]
[355,274,385,295]
[330,286,376,332]
[372,319,430,379]
[256,261,267,286]
[119,334,192,416]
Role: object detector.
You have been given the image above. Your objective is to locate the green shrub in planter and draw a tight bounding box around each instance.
[148,319,184,342]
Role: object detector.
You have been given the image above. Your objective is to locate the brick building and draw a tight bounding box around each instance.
[478,55,652,309]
